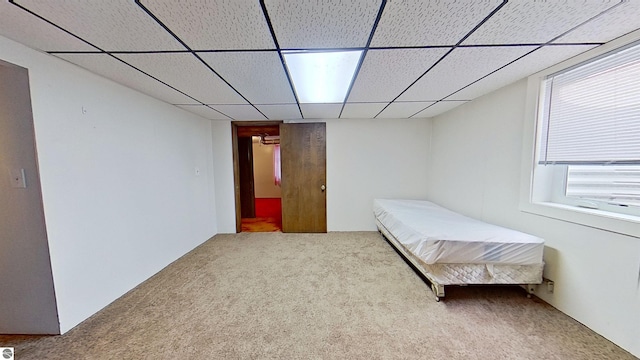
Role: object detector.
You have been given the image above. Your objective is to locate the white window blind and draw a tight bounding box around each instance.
[538,40,640,165]
[566,165,640,207]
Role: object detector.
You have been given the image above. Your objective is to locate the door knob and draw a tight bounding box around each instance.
[320,184,326,191]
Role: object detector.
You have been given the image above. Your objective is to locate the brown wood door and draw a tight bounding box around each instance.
[280,122,327,233]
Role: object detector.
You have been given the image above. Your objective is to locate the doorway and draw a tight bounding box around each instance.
[242,135,283,232]
[232,121,283,232]
[231,121,327,233]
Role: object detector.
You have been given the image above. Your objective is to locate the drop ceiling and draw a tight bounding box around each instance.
[0,0,639,121]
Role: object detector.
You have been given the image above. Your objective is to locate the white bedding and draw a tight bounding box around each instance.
[373,199,544,265]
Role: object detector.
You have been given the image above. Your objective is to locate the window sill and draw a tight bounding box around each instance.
[519,201,640,238]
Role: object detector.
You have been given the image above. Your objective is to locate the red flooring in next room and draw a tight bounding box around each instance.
[241,198,282,232]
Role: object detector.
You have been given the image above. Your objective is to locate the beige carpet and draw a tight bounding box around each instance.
[0,232,636,359]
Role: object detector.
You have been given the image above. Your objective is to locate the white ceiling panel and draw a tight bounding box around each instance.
[16,0,185,51]
[398,46,536,102]
[463,1,617,45]
[0,3,95,52]
[348,48,449,103]
[555,2,640,44]
[264,0,380,48]
[341,103,388,119]
[300,104,342,119]
[55,54,198,105]
[3,0,638,122]
[448,45,596,101]
[176,105,230,120]
[210,105,267,120]
[371,0,502,47]
[199,51,295,104]
[141,0,274,50]
[117,53,246,105]
[377,102,434,119]
[414,101,468,118]
[255,104,301,120]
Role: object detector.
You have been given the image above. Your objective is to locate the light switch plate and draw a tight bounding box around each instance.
[10,168,26,188]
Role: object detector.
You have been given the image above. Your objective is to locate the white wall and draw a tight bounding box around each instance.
[427,79,640,357]
[327,118,431,231]
[211,120,236,234]
[0,36,218,333]
[0,62,59,334]
[252,139,281,198]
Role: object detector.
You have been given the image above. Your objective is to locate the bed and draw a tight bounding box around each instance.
[374,199,544,301]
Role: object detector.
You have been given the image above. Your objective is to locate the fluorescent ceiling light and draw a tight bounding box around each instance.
[283,50,363,103]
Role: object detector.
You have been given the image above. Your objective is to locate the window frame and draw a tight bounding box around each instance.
[520,30,640,238]
[556,165,640,217]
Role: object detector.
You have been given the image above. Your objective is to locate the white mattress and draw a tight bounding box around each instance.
[373,199,544,265]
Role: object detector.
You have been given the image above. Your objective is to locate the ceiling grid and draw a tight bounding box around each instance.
[0,0,637,120]
[258,0,303,118]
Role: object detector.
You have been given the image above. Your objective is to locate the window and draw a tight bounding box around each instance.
[563,165,640,216]
[529,38,640,220]
[538,40,640,166]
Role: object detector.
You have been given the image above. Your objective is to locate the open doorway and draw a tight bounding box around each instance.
[232,121,283,232]
[242,135,282,232]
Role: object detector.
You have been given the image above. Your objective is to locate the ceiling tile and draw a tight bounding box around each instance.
[414,101,468,118]
[300,103,342,119]
[371,0,502,47]
[0,3,95,52]
[341,103,388,119]
[117,53,246,105]
[398,46,535,102]
[463,1,617,45]
[555,2,640,43]
[348,48,449,103]
[255,104,301,120]
[377,102,434,119]
[177,105,230,120]
[55,54,198,105]
[16,0,184,51]
[447,45,596,101]
[209,105,267,120]
[264,0,380,48]
[140,0,275,50]
[199,51,295,104]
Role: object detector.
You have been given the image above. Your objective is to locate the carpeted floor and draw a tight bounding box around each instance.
[1,232,636,359]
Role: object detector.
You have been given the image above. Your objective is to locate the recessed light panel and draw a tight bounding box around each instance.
[283,50,362,103]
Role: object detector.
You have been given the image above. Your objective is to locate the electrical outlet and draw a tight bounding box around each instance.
[546,280,554,293]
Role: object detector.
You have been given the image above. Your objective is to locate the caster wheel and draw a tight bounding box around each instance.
[527,293,532,299]
[435,297,441,302]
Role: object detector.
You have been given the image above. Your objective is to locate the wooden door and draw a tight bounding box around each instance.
[280,123,327,233]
